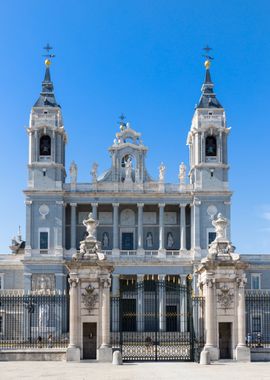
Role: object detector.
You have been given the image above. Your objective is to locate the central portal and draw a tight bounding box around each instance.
[219,322,232,359]
[122,232,134,250]
[83,323,97,360]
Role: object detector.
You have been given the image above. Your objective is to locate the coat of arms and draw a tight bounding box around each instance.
[81,284,98,312]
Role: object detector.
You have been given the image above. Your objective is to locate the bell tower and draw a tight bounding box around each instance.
[27,54,67,190]
[187,54,230,191]
[24,49,67,260]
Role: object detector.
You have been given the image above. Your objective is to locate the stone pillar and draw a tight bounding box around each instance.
[66,275,80,361]
[204,277,219,360]
[25,200,32,255]
[179,203,186,252]
[137,274,145,332]
[192,198,201,256]
[55,201,64,255]
[137,203,144,254]
[158,203,165,255]
[111,275,120,332]
[158,274,166,332]
[70,203,77,251]
[98,278,113,362]
[236,278,251,361]
[91,203,98,220]
[112,203,119,255]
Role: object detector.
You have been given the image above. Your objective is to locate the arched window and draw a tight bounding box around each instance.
[40,135,51,156]
[205,136,217,157]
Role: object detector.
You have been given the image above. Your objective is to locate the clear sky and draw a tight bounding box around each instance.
[0,0,269,253]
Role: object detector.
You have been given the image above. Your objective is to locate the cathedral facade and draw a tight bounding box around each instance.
[0,57,269,362]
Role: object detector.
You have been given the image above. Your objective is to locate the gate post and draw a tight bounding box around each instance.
[66,273,80,361]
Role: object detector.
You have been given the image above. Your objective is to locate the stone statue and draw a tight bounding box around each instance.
[83,213,99,240]
[212,213,228,241]
[38,304,49,329]
[125,157,132,182]
[69,161,77,184]
[179,162,186,184]
[102,232,109,248]
[146,232,153,248]
[167,233,174,249]
[90,162,98,182]
[159,162,165,182]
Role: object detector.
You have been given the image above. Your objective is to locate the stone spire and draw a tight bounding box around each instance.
[196,59,222,109]
[33,59,60,108]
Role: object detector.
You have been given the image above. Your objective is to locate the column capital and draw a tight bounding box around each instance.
[179,203,187,208]
[192,197,201,207]
[158,203,165,208]
[101,278,111,288]
[137,203,144,208]
[25,200,32,205]
[91,202,98,207]
[70,202,77,207]
[237,277,247,288]
[56,200,65,205]
[68,277,79,288]
[112,203,119,207]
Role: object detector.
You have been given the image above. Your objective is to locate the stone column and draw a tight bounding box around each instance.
[25,200,32,255]
[70,203,77,251]
[192,198,201,256]
[236,278,251,361]
[112,203,119,255]
[158,274,166,332]
[111,274,120,332]
[158,203,165,255]
[55,201,64,255]
[91,202,98,220]
[179,203,186,252]
[66,275,80,361]
[98,278,113,362]
[137,274,145,332]
[204,277,218,360]
[137,203,144,254]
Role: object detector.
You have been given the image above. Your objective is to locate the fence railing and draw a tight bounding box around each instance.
[0,292,69,350]
[246,291,270,349]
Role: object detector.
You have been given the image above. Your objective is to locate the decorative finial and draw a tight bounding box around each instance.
[43,43,55,67]
[118,113,126,131]
[202,45,214,70]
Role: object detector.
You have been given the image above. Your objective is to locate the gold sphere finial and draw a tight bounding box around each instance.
[204,59,211,70]
[45,59,51,67]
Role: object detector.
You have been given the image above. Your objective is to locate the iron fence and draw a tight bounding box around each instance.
[110,279,205,362]
[246,291,270,348]
[0,292,69,350]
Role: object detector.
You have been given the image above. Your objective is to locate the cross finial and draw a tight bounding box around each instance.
[119,113,126,123]
[202,45,214,61]
[42,43,55,66]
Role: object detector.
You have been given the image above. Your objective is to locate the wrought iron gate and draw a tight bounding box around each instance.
[111,278,204,361]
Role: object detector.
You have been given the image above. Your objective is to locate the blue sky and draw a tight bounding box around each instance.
[0,0,270,253]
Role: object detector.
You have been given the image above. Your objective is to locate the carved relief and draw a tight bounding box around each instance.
[39,204,49,220]
[164,212,177,225]
[217,285,234,310]
[81,284,98,312]
[98,212,113,224]
[32,274,55,292]
[143,212,157,224]
[120,209,135,226]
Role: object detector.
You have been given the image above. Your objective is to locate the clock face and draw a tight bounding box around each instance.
[207,205,217,218]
